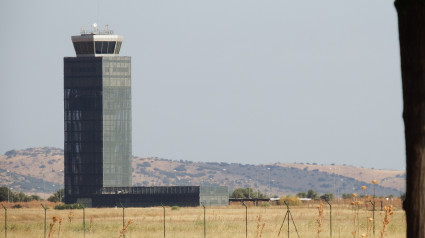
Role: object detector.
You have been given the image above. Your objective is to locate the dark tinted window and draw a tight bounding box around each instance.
[108,42,116,53]
[95,42,103,54]
[102,41,109,53]
[73,42,95,55]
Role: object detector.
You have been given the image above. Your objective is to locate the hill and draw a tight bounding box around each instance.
[0,147,405,198]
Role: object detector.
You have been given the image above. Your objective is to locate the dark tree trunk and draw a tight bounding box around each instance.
[395,0,425,236]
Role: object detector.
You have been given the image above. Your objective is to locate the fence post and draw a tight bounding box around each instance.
[120,203,125,238]
[369,200,375,236]
[242,202,247,238]
[1,204,7,238]
[41,203,47,238]
[201,202,206,238]
[82,205,86,238]
[324,199,332,237]
[161,203,165,237]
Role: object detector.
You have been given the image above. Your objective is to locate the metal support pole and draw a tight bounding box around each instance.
[201,202,206,238]
[242,202,247,238]
[287,205,290,238]
[41,204,47,238]
[120,203,125,238]
[83,206,86,238]
[1,204,7,238]
[324,199,332,237]
[161,203,165,237]
[370,200,375,236]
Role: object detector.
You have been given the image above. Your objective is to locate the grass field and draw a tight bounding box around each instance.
[0,200,405,238]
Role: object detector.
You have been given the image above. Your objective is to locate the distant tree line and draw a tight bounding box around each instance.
[0,187,41,202]
[296,189,334,201]
[0,187,65,203]
[230,188,267,199]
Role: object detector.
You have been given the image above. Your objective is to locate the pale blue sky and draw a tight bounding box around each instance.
[0,0,405,170]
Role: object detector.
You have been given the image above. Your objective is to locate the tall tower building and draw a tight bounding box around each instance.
[64,25,132,203]
[63,25,225,207]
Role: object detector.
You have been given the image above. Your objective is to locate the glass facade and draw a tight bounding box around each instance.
[64,56,132,200]
[102,57,132,187]
[200,186,229,206]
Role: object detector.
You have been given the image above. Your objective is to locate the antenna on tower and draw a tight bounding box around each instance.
[97,0,100,27]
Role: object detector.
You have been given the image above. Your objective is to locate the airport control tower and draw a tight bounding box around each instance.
[64,24,132,204]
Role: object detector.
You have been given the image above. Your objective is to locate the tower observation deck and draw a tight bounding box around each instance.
[71,24,123,56]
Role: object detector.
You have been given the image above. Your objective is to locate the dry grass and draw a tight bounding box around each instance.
[0,202,406,238]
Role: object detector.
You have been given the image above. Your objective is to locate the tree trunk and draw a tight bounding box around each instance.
[395,0,425,236]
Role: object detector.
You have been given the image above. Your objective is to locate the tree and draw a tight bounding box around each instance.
[342,193,352,199]
[320,193,334,202]
[0,187,10,201]
[47,189,65,202]
[306,189,318,200]
[394,0,425,236]
[296,192,307,198]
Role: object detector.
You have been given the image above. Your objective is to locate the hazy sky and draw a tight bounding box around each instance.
[0,0,405,170]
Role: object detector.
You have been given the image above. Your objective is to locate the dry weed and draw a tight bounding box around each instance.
[256,214,265,238]
[380,205,394,238]
[48,216,58,238]
[119,219,134,238]
[57,217,63,238]
[67,211,74,222]
[317,202,323,238]
[89,216,94,234]
[351,196,361,238]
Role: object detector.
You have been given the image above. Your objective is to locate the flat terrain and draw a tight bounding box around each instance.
[0,200,405,238]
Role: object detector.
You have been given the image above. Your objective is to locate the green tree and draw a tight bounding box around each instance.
[0,187,11,201]
[306,189,318,200]
[296,192,307,198]
[320,193,334,202]
[342,193,352,199]
[47,189,65,202]
[31,195,41,201]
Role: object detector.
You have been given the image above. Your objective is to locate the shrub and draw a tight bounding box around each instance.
[12,204,22,208]
[278,195,301,206]
[260,203,270,207]
[54,203,84,210]
[171,206,180,210]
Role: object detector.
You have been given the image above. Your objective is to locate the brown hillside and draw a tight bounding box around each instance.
[0,147,405,197]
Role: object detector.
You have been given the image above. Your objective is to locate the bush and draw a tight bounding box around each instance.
[171,206,180,210]
[278,195,301,206]
[12,204,22,209]
[260,203,270,207]
[54,203,84,210]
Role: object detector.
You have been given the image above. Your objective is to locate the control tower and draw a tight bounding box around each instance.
[64,24,132,204]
